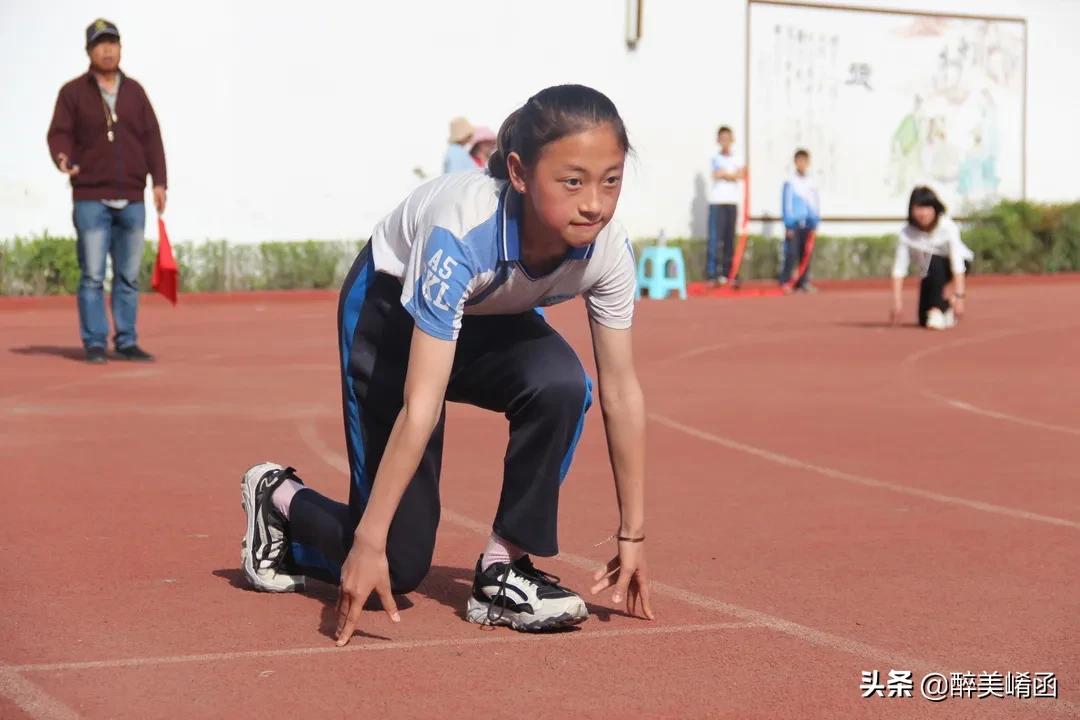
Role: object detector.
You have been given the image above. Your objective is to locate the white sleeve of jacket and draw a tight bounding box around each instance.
[892,233,911,279]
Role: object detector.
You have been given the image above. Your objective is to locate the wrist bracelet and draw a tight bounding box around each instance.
[592,531,647,546]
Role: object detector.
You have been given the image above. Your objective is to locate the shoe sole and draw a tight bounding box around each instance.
[241,462,305,593]
[464,597,588,631]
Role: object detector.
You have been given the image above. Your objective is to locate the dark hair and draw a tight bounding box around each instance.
[717,125,733,137]
[488,85,631,180]
[794,148,810,160]
[907,185,946,229]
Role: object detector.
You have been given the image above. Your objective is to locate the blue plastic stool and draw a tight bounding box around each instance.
[635,245,687,300]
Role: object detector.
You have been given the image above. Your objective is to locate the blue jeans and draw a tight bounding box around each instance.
[73,201,146,350]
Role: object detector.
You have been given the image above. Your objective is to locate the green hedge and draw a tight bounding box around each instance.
[2,200,1078,295]
[171,239,364,292]
[0,236,365,295]
[0,234,85,295]
[961,200,1080,274]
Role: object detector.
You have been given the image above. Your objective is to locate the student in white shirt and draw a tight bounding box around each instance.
[706,126,746,285]
[891,186,974,329]
[238,85,655,643]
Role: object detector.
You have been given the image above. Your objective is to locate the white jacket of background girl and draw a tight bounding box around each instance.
[892,215,975,279]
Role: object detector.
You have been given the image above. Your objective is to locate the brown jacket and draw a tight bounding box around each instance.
[47,70,167,202]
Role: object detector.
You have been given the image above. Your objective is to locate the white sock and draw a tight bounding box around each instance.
[481,532,525,571]
[271,479,305,520]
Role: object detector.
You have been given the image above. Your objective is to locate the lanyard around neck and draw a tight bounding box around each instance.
[98,79,118,143]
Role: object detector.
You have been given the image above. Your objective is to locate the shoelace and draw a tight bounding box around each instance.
[486,564,515,624]
[513,557,564,589]
[484,556,563,624]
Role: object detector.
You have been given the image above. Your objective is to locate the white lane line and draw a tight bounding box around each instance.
[2,402,335,420]
[925,391,1080,436]
[303,422,1080,718]
[11,623,757,674]
[0,368,162,406]
[647,412,1080,531]
[898,325,1073,368]
[650,330,819,365]
[902,323,1080,437]
[297,422,940,671]
[0,666,82,720]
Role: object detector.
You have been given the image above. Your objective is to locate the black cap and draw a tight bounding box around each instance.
[86,18,120,48]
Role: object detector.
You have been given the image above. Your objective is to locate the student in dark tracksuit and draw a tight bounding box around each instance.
[239,85,656,642]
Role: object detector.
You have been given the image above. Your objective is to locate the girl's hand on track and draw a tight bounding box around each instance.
[334,540,399,646]
[590,540,656,620]
[890,298,903,326]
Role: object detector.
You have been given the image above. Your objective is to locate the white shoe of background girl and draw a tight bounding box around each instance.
[926,308,947,330]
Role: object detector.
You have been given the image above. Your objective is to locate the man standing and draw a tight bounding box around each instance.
[47,19,166,363]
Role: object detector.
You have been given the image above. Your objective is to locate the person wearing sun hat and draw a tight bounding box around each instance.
[443,116,477,174]
[467,125,497,168]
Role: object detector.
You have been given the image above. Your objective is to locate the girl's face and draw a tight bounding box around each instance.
[912,204,937,230]
[509,123,626,249]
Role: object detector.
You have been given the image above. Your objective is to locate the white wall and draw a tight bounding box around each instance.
[1,0,1078,244]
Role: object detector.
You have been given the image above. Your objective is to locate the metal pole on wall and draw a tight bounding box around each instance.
[626,0,643,49]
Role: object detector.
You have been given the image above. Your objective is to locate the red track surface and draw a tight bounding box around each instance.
[1,280,1077,719]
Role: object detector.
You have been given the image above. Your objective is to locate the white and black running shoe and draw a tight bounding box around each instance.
[241,462,305,592]
[466,555,588,631]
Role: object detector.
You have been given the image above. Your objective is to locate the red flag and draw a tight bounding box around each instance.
[152,217,179,305]
[726,167,751,283]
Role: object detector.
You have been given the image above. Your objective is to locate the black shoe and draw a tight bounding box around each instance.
[466,555,588,631]
[114,344,154,362]
[85,347,107,364]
